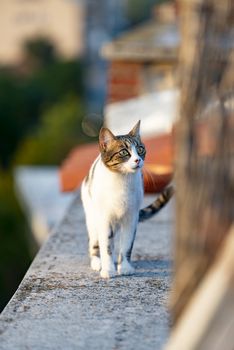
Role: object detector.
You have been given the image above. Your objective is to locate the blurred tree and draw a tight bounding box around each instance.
[0,73,29,169]
[15,95,89,165]
[126,0,166,25]
[0,59,84,169]
[0,172,31,311]
[23,37,57,68]
[25,59,84,109]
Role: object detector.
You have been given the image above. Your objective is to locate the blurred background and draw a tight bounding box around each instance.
[0,0,178,312]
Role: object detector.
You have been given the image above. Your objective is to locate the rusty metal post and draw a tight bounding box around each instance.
[172,0,234,322]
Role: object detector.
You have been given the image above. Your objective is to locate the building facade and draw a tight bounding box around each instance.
[0,0,84,65]
[101,20,179,103]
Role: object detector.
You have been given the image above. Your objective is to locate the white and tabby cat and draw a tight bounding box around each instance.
[81,121,173,278]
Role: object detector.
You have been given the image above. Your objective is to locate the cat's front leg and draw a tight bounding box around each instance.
[99,226,116,278]
[89,241,101,272]
[85,214,101,272]
[118,220,137,276]
[118,254,135,276]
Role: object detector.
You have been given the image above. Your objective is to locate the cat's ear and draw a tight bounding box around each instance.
[99,127,116,150]
[129,120,141,137]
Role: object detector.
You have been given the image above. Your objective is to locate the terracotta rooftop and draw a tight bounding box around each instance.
[59,132,174,194]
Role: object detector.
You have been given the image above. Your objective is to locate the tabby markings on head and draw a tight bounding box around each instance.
[100,134,146,172]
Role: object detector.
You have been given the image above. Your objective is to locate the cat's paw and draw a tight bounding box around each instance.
[118,261,135,276]
[100,268,116,279]
[90,256,101,271]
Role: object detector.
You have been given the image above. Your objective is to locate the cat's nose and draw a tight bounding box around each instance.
[134,158,140,164]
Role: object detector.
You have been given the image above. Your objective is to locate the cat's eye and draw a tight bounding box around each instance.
[119,149,129,157]
[137,146,145,154]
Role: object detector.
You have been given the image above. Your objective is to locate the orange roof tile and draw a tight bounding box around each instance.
[59,132,174,193]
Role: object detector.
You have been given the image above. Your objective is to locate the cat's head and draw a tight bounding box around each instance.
[99,120,146,173]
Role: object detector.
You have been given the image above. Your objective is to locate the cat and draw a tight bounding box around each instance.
[81,121,174,278]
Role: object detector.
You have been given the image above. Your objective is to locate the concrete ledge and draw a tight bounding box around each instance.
[0,193,174,350]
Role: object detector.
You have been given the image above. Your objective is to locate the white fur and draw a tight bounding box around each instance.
[81,146,144,278]
[90,256,101,271]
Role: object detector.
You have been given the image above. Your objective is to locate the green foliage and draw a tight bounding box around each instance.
[0,172,31,311]
[24,37,56,67]
[15,95,89,165]
[0,72,30,168]
[126,0,167,25]
[0,59,84,169]
[25,60,84,111]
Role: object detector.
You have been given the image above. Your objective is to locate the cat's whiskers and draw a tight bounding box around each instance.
[143,166,162,192]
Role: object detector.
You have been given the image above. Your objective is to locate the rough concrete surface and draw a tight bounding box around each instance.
[0,193,174,350]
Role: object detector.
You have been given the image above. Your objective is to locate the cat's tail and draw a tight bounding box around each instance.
[138,185,174,222]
